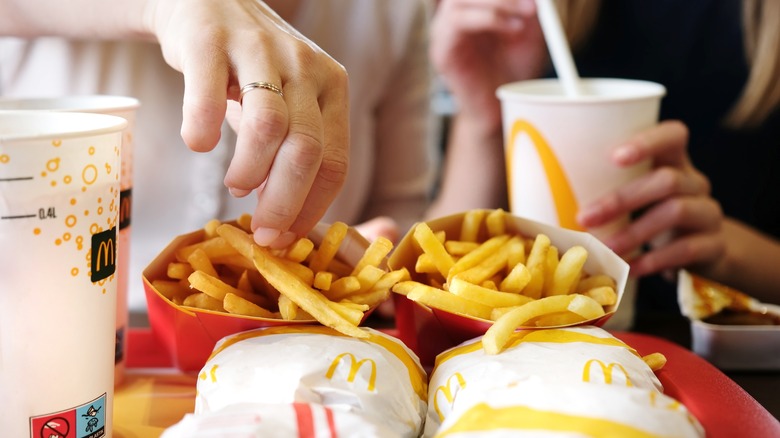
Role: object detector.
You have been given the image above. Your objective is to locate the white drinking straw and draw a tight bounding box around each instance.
[536,0,582,96]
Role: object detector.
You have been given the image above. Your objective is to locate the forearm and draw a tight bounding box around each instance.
[0,0,154,39]
[705,218,780,304]
[426,113,507,219]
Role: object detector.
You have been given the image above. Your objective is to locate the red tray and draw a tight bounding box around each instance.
[125,328,779,437]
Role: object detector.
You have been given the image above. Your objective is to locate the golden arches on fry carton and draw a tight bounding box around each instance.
[143,215,407,371]
[388,209,630,364]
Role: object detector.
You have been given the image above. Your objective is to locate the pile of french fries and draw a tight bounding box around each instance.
[150,215,410,339]
[391,209,620,354]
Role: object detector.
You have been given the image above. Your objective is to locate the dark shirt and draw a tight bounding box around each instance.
[571,0,780,318]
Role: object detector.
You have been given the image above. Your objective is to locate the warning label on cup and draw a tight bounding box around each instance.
[29,393,106,438]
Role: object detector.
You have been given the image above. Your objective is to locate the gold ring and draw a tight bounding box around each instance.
[239,81,284,103]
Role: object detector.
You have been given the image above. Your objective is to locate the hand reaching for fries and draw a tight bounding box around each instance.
[150,214,409,338]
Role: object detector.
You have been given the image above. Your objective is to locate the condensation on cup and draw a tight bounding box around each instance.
[0,95,139,385]
[0,110,125,437]
[497,78,666,330]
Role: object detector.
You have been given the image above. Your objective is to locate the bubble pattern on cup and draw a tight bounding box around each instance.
[0,138,121,295]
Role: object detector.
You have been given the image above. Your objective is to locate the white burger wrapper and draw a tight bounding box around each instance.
[434,380,704,437]
[194,326,427,438]
[425,326,702,437]
[162,402,398,437]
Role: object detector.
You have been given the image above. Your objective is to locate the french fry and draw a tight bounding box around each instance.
[182,292,224,312]
[176,236,237,262]
[460,209,487,242]
[575,274,617,293]
[581,286,618,306]
[203,218,222,239]
[522,234,551,299]
[251,245,368,338]
[500,262,531,294]
[642,352,667,371]
[483,294,606,354]
[187,248,219,278]
[394,281,493,320]
[223,293,276,318]
[283,238,315,264]
[154,217,404,336]
[151,279,190,300]
[413,222,454,277]
[449,277,534,308]
[547,245,587,296]
[313,271,334,291]
[188,270,271,309]
[351,236,393,275]
[485,208,507,237]
[309,221,349,273]
[447,235,511,282]
[166,262,194,280]
[444,240,480,256]
[236,213,252,232]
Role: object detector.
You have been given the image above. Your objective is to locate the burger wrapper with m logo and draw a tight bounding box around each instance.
[423,326,704,437]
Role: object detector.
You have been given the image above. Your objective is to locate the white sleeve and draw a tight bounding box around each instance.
[361,0,440,234]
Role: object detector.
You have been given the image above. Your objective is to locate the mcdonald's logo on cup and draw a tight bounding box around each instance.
[432,372,467,421]
[91,226,117,282]
[582,359,633,387]
[497,78,665,240]
[326,352,377,391]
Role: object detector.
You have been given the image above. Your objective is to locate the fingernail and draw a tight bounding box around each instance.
[253,227,282,247]
[577,205,601,226]
[518,0,536,14]
[613,144,639,164]
[270,231,299,249]
[229,187,251,198]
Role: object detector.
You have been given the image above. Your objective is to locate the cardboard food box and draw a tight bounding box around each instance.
[388,211,630,366]
[143,222,375,372]
[677,269,780,370]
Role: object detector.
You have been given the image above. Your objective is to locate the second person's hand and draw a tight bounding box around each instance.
[576,120,726,277]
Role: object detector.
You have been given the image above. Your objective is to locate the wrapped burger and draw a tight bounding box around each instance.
[424,325,704,437]
[175,325,427,437]
[162,402,399,437]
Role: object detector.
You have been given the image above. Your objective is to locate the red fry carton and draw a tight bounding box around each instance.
[143,222,373,372]
[388,210,630,367]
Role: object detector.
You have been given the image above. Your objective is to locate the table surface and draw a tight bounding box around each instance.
[118,315,779,437]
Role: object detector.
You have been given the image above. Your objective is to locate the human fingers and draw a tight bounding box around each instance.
[628,232,726,278]
[601,196,723,258]
[282,69,349,239]
[432,0,535,70]
[223,74,289,198]
[353,217,401,243]
[178,40,230,154]
[433,0,536,33]
[609,120,690,168]
[578,165,711,228]
[248,78,327,245]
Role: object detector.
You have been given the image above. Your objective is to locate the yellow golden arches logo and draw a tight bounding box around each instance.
[199,364,219,383]
[505,120,583,231]
[326,353,377,391]
[436,403,660,438]
[433,373,467,422]
[582,359,633,387]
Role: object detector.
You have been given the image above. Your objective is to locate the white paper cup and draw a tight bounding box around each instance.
[0,110,125,437]
[497,78,665,329]
[0,96,139,384]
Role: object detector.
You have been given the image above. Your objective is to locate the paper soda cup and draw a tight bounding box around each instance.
[0,95,139,384]
[497,78,666,329]
[0,110,126,437]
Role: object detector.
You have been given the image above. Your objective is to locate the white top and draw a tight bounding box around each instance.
[0,0,437,312]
